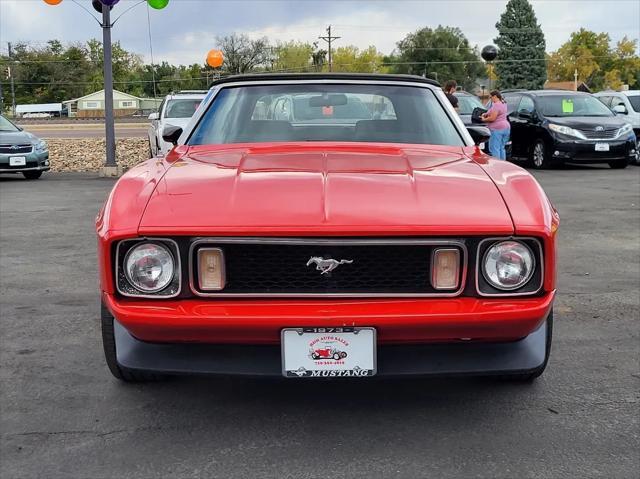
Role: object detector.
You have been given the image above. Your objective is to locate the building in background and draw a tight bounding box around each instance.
[15,103,63,118]
[63,89,142,118]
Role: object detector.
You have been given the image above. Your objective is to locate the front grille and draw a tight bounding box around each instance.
[577,128,619,139]
[0,144,32,154]
[190,239,466,296]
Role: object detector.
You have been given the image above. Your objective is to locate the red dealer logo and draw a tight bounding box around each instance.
[308,336,349,362]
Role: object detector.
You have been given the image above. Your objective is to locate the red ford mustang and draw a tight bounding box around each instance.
[97,74,559,382]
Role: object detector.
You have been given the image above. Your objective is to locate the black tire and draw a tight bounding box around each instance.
[608,159,628,169]
[497,310,553,382]
[529,139,552,169]
[23,171,42,180]
[332,353,341,360]
[101,302,165,382]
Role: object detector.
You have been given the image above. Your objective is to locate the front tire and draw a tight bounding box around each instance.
[498,310,553,382]
[101,302,164,382]
[530,139,552,169]
[23,171,42,180]
[608,159,628,169]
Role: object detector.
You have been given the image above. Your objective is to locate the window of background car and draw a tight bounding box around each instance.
[455,95,484,115]
[537,95,614,117]
[0,115,20,132]
[165,99,202,119]
[597,96,612,107]
[188,84,465,146]
[519,96,535,114]
[627,95,640,113]
[503,94,523,115]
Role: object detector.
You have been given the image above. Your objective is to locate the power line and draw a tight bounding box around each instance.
[318,25,340,72]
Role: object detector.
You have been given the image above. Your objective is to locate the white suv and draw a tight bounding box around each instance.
[147,91,207,157]
[594,90,640,164]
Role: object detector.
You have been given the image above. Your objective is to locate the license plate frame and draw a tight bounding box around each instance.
[595,143,610,152]
[281,327,377,378]
[9,156,27,166]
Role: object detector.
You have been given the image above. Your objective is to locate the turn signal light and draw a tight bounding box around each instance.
[431,249,460,290]
[198,248,225,291]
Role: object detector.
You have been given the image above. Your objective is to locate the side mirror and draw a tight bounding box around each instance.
[466,126,491,146]
[162,125,183,146]
[518,109,533,119]
[613,104,627,115]
[148,112,159,121]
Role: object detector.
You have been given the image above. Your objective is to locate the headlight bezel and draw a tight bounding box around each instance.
[34,139,48,152]
[618,123,633,137]
[476,237,543,297]
[115,238,181,298]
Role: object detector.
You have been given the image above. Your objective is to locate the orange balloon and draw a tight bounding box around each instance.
[206,49,224,68]
[43,0,63,5]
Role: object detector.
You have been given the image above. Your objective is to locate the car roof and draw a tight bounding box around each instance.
[165,92,206,100]
[504,90,592,97]
[209,73,440,88]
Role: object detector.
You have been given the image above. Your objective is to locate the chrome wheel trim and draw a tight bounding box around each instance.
[636,139,640,164]
[533,142,545,167]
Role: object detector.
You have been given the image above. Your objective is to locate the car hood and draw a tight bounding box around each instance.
[0,130,37,144]
[545,115,626,130]
[138,143,514,235]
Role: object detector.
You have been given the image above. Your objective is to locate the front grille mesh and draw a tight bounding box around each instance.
[577,128,619,139]
[0,144,32,154]
[192,241,464,295]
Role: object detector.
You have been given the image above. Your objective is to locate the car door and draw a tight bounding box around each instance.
[504,94,523,156]
[513,95,539,157]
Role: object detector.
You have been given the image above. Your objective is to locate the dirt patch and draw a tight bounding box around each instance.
[48,138,149,172]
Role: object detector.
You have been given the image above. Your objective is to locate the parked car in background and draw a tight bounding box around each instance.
[0,114,50,180]
[594,90,640,165]
[147,91,206,157]
[454,91,512,159]
[98,73,557,383]
[503,90,636,169]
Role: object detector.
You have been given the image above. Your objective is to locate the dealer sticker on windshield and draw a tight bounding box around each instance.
[281,327,376,378]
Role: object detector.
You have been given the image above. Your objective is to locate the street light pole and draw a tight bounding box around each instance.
[101,5,117,170]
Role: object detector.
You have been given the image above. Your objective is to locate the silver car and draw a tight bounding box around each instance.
[0,115,50,180]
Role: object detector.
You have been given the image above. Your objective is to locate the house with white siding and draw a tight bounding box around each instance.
[63,89,141,118]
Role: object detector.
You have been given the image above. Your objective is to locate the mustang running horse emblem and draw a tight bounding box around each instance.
[306,256,354,275]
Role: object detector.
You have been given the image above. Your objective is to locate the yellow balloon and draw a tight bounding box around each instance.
[206,49,224,69]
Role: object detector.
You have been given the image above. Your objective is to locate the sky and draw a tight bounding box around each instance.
[0,0,638,65]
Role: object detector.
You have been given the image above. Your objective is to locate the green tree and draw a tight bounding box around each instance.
[216,33,270,74]
[273,41,313,72]
[494,0,547,89]
[547,31,639,90]
[390,26,486,90]
[331,46,387,73]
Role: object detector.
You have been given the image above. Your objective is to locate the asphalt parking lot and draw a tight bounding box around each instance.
[1,165,639,479]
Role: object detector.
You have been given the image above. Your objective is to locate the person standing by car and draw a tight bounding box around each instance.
[481,90,510,160]
[443,80,459,111]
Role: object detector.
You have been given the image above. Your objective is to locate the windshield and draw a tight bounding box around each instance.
[628,95,640,113]
[165,99,202,119]
[456,95,484,115]
[189,84,464,146]
[0,115,20,132]
[537,95,614,117]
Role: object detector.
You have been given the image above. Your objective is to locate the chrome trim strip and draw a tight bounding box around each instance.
[194,247,226,291]
[188,237,468,298]
[0,166,50,173]
[430,248,461,291]
[475,237,544,297]
[115,238,182,299]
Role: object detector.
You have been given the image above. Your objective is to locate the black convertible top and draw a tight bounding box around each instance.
[209,73,440,88]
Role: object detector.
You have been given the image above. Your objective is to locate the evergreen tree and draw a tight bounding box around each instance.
[494,0,547,89]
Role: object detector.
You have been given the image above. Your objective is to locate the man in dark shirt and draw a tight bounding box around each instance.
[443,80,459,111]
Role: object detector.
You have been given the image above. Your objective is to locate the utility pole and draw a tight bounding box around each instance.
[8,43,16,117]
[101,6,117,172]
[319,25,340,72]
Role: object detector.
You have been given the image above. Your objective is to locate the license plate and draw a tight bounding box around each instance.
[595,143,610,152]
[9,157,26,166]
[281,327,376,378]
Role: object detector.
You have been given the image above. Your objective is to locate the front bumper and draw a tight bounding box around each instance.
[113,315,549,377]
[103,290,555,344]
[551,135,636,163]
[0,151,50,173]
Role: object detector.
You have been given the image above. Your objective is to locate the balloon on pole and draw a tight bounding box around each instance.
[206,49,224,68]
[43,0,63,5]
[92,0,111,12]
[147,0,170,9]
[101,0,121,6]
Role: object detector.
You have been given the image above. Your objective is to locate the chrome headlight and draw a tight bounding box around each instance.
[34,139,48,152]
[482,241,535,290]
[618,123,633,137]
[548,123,587,139]
[124,242,175,293]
